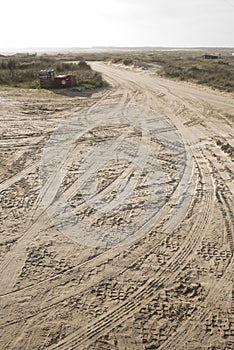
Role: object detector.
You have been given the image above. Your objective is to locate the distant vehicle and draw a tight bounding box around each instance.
[202,54,220,59]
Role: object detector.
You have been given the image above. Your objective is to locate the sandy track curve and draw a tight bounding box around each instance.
[0,63,233,350]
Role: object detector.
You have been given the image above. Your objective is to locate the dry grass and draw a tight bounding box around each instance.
[0,56,104,89]
[0,49,233,92]
[157,53,234,92]
[106,50,234,92]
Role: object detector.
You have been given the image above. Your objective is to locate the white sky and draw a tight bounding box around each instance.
[1,0,233,49]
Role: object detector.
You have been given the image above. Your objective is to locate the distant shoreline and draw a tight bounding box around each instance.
[1,47,234,56]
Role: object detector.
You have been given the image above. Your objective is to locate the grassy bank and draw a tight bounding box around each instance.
[156,52,234,92]
[0,56,104,89]
[105,50,234,92]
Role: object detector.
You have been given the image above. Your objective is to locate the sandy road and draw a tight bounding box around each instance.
[0,63,233,349]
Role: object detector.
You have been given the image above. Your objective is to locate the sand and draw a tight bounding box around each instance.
[0,62,233,349]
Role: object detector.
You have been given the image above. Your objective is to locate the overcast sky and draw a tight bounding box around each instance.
[1,0,233,49]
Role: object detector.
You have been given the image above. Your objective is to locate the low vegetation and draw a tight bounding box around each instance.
[0,56,104,90]
[106,50,234,92]
[157,53,234,92]
[0,49,233,92]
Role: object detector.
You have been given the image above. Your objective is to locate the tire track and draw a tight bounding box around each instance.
[1,62,232,350]
[0,75,187,299]
[160,259,233,350]
[0,64,194,339]
[0,82,123,296]
[44,146,215,350]
[0,160,40,193]
[0,158,192,327]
